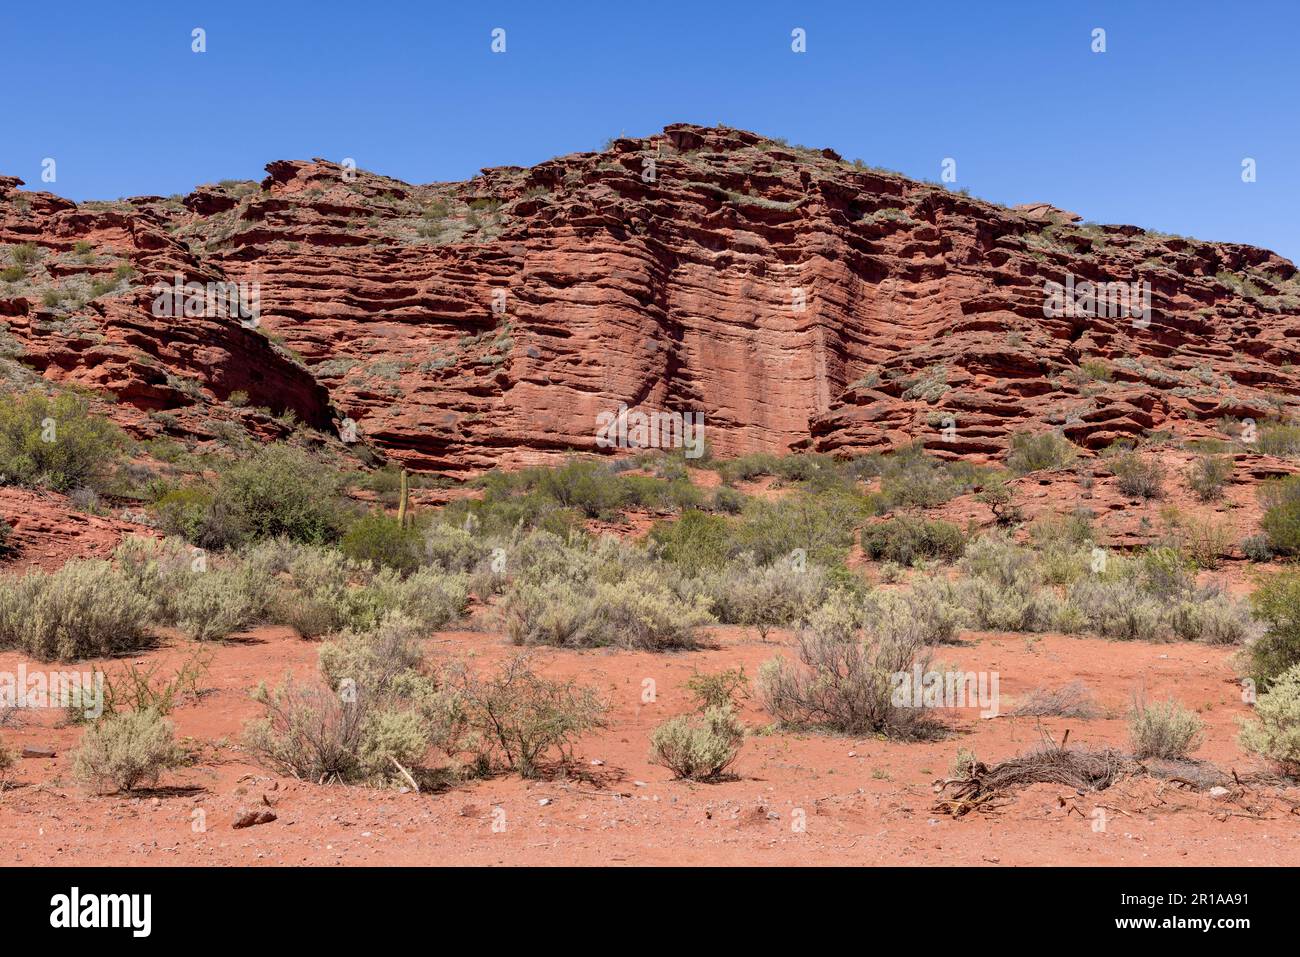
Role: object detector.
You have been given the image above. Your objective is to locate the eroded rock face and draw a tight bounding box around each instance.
[2,125,1299,474]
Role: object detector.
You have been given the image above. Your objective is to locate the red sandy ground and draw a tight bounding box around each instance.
[1,615,1296,867]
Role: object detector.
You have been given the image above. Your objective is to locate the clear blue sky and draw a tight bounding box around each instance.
[3,0,1296,260]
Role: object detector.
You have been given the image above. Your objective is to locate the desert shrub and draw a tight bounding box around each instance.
[534,457,627,517]
[422,522,490,573]
[149,486,232,548]
[341,512,423,574]
[1247,572,1300,689]
[367,567,470,632]
[730,493,858,566]
[710,486,746,514]
[1260,475,1300,556]
[649,509,732,574]
[757,590,934,737]
[703,560,828,638]
[213,445,349,546]
[0,391,123,492]
[861,515,965,565]
[0,737,13,777]
[952,534,1061,632]
[0,517,12,556]
[317,614,428,698]
[1066,577,1167,641]
[243,676,432,783]
[1257,422,1300,458]
[898,577,969,643]
[0,560,153,661]
[1006,430,1077,474]
[1134,546,1194,599]
[112,535,198,623]
[685,668,748,711]
[1187,455,1232,502]
[272,546,371,638]
[172,563,276,641]
[90,652,211,721]
[1128,699,1204,759]
[718,453,780,482]
[1028,511,1094,551]
[975,480,1023,525]
[252,614,469,785]
[1108,450,1164,499]
[71,709,185,793]
[1169,595,1253,645]
[650,706,745,781]
[957,571,1062,633]
[1239,663,1300,775]
[1180,516,1231,570]
[1242,534,1273,563]
[502,569,711,650]
[454,656,606,778]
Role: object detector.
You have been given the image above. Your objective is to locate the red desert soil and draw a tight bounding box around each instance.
[1,621,1295,867]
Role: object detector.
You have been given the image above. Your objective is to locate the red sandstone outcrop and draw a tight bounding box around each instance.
[2,125,1298,475]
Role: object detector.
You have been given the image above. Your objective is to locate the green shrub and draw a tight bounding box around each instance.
[0,391,123,492]
[1260,475,1300,556]
[0,560,153,661]
[650,509,732,574]
[1239,663,1300,775]
[710,486,746,514]
[1006,431,1078,474]
[650,706,745,781]
[1128,698,1203,759]
[703,561,828,639]
[1187,455,1232,502]
[684,668,748,711]
[1256,422,1300,458]
[730,493,858,566]
[453,656,606,778]
[1247,572,1300,689]
[1169,595,1253,645]
[422,522,490,573]
[1242,534,1273,563]
[1066,578,1167,641]
[1108,450,1164,499]
[861,515,965,565]
[71,709,185,793]
[1181,516,1231,570]
[341,512,423,574]
[214,445,349,545]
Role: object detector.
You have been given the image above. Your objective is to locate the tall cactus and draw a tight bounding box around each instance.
[397,467,409,527]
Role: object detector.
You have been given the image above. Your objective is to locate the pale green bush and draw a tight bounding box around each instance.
[703,560,827,639]
[71,709,185,793]
[0,560,152,661]
[650,706,745,781]
[1066,578,1168,641]
[1128,698,1203,759]
[1239,663,1300,775]
[757,590,934,737]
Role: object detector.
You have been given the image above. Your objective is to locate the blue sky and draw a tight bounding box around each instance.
[3,0,1296,259]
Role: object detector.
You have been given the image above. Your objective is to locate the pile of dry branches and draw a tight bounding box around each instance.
[935,732,1142,817]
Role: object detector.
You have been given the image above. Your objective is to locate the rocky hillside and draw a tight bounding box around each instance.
[3,123,1299,475]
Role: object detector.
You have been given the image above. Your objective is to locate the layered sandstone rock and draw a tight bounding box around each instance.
[2,125,1298,475]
